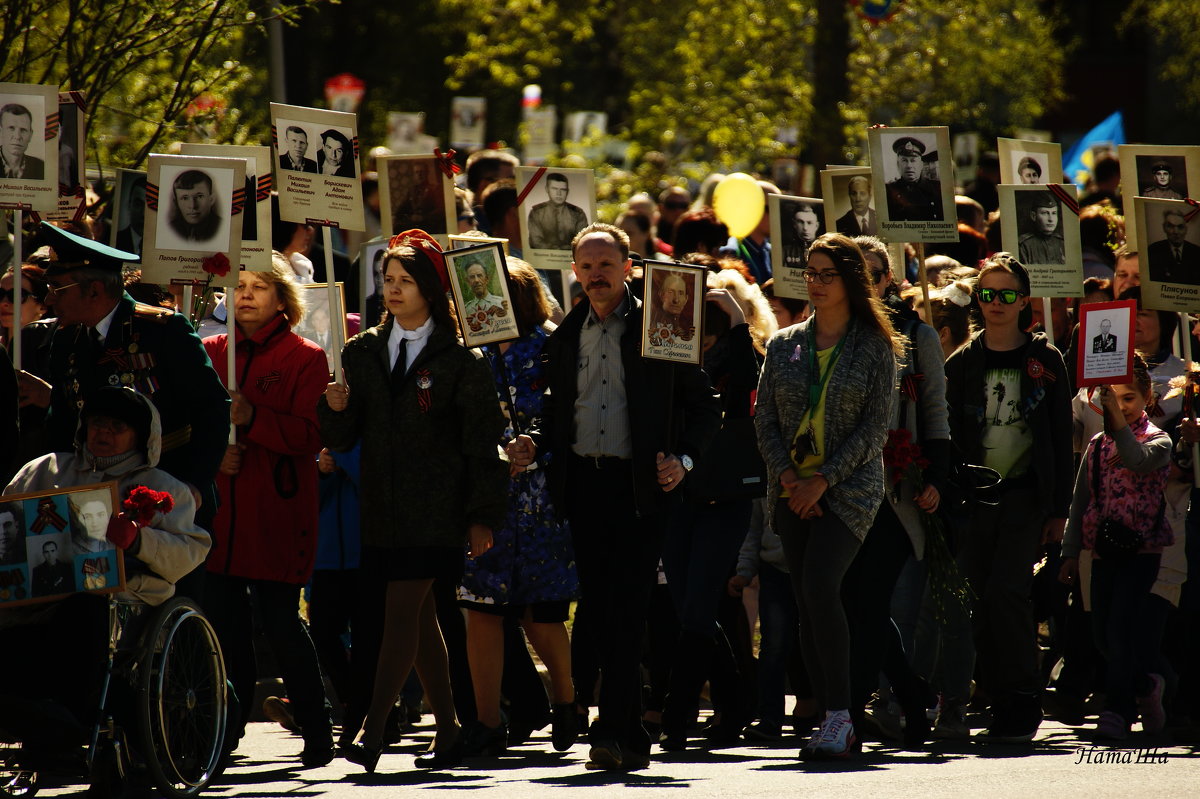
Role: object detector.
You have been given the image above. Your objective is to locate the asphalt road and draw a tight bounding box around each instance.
[34,717,1198,798]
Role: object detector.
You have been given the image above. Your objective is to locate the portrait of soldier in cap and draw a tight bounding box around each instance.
[1141,160,1184,200]
[1018,191,1066,265]
[884,136,944,222]
[1017,156,1043,185]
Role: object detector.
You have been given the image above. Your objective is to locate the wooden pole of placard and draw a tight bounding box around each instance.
[323,227,344,383]
[227,311,237,446]
[1042,297,1055,346]
[1178,313,1200,486]
[10,210,22,371]
[915,242,933,328]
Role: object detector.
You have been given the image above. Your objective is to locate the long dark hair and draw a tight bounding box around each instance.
[381,244,457,334]
[807,232,903,356]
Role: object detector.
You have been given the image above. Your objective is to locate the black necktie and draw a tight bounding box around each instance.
[391,337,407,383]
[90,328,104,353]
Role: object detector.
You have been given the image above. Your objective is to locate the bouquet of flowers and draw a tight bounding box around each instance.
[883,428,971,624]
[121,485,175,526]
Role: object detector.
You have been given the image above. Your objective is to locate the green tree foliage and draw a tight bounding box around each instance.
[440,0,1064,171]
[1124,0,1200,110]
[0,0,327,173]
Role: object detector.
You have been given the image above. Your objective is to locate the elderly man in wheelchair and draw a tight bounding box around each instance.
[1,387,225,797]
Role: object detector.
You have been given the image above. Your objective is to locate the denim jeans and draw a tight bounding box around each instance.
[756,562,799,725]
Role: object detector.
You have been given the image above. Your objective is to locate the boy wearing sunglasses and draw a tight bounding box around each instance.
[943,253,1073,745]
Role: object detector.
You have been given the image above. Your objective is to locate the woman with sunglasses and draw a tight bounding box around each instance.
[943,253,1073,743]
[755,233,902,759]
[1,264,49,358]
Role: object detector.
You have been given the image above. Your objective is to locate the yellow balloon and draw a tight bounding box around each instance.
[712,173,765,239]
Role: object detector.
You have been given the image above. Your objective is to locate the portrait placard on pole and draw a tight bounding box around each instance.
[0,82,61,212]
[450,97,487,151]
[181,144,274,271]
[516,166,595,271]
[378,154,456,243]
[1136,196,1200,313]
[769,193,825,301]
[867,125,958,244]
[270,102,365,232]
[997,137,1063,186]
[109,169,148,259]
[1117,144,1200,250]
[998,183,1083,298]
[641,261,705,365]
[821,167,881,240]
[1076,300,1136,389]
[444,242,520,348]
[140,154,245,288]
[40,91,87,223]
[293,282,348,375]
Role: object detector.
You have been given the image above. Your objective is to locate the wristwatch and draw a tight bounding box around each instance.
[680,454,694,472]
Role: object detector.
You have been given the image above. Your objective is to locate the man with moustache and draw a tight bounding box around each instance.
[506,223,720,771]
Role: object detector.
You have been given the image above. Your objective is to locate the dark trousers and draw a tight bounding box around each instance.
[204,572,331,742]
[566,457,666,756]
[843,501,924,714]
[957,484,1045,701]
[1091,553,1161,722]
[775,501,863,710]
[309,569,360,707]
[756,563,802,725]
[660,500,751,733]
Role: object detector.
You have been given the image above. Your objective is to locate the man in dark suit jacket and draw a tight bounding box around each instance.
[834,175,878,236]
[280,126,318,173]
[1091,319,1117,353]
[1147,210,1200,286]
[0,103,45,180]
[509,223,719,770]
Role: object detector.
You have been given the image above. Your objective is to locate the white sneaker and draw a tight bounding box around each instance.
[810,710,857,759]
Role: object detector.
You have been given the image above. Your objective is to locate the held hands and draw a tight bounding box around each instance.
[468,524,493,558]
[914,484,941,513]
[505,435,537,467]
[324,382,349,412]
[1058,556,1079,586]
[656,452,685,492]
[106,515,139,550]
[229,390,254,427]
[784,471,828,519]
[15,370,51,409]
[219,443,246,476]
[1180,417,1200,445]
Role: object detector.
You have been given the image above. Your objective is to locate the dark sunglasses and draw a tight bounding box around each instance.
[1,289,36,303]
[663,200,689,210]
[977,287,1024,305]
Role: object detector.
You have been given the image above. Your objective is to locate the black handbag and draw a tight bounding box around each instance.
[685,417,767,503]
[1091,441,1155,560]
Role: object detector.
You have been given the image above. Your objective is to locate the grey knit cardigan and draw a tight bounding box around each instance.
[754,315,898,540]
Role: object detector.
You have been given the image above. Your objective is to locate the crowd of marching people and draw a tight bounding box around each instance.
[0,143,1196,783]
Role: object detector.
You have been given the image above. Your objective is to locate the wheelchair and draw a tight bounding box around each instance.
[0,594,228,798]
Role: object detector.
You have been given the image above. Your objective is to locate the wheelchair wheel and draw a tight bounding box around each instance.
[135,598,226,799]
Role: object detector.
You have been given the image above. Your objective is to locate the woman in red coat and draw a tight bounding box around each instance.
[202,253,334,767]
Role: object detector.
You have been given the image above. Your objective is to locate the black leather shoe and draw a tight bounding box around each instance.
[341,741,382,774]
[414,734,465,769]
[586,740,623,770]
[301,729,336,768]
[462,719,508,757]
[550,704,579,751]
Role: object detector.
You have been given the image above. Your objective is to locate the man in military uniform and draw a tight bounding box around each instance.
[783,201,822,268]
[1018,192,1066,265]
[885,136,944,222]
[527,173,589,250]
[1142,161,1184,200]
[14,224,230,538]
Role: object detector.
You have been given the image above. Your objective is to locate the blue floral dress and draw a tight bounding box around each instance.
[458,327,578,607]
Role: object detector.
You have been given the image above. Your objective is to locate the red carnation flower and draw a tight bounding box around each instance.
[121,485,175,526]
[202,252,231,278]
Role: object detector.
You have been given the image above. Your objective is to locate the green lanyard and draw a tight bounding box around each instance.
[806,324,846,412]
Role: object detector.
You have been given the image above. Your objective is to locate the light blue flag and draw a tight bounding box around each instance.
[1062,111,1125,189]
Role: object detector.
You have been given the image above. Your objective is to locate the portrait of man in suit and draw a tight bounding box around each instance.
[835,175,878,236]
[1147,208,1200,286]
[1092,317,1117,353]
[0,103,45,180]
[279,126,318,173]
